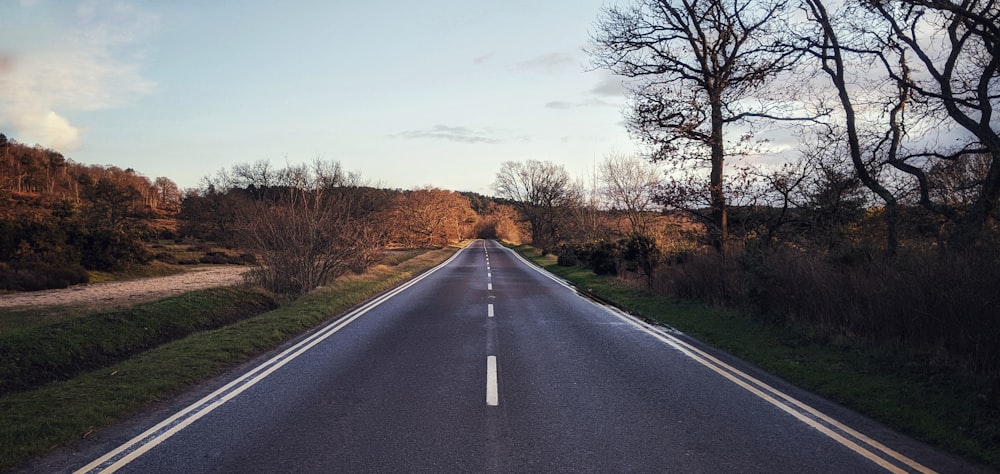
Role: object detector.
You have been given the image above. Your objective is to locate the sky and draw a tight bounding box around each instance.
[0,0,634,194]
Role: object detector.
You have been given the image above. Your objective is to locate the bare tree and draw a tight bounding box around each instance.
[387,188,475,247]
[798,0,1000,249]
[493,160,579,253]
[205,160,382,295]
[600,152,662,235]
[568,163,607,243]
[590,0,803,253]
[474,202,524,243]
[154,176,181,213]
[868,0,1000,247]
[928,153,992,210]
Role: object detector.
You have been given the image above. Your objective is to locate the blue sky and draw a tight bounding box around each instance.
[0,0,632,194]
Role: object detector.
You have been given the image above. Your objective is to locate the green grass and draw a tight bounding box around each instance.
[0,306,83,334]
[0,287,277,395]
[508,243,999,470]
[0,247,457,471]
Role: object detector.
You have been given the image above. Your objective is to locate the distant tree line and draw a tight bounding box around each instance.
[0,134,181,212]
[0,133,526,295]
[179,160,522,295]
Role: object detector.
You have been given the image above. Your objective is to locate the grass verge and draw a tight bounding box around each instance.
[0,247,458,471]
[508,243,999,470]
[0,287,277,396]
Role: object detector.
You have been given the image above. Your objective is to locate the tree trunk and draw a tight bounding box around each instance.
[809,0,900,257]
[709,94,728,255]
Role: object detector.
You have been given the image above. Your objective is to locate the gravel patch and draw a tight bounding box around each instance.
[0,266,249,308]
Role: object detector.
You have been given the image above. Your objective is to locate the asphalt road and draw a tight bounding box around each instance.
[42,240,983,473]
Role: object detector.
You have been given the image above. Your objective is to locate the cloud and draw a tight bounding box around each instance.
[545,101,575,110]
[590,74,626,97]
[15,110,80,150]
[392,125,503,144]
[545,97,618,110]
[0,1,158,151]
[544,72,625,111]
[544,98,615,110]
[511,52,577,75]
[473,53,494,65]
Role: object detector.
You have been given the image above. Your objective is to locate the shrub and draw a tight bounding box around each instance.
[0,264,88,291]
[587,240,620,275]
[556,252,578,266]
[555,244,579,266]
[79,228,152,271]
[654,251,743,306]
[199,251,233,265]
[558,240,619,275]
[153,252,179,264]
[157,228,177,240]
[619,233,661,286]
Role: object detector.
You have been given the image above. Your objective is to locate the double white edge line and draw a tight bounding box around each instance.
[501,245,936,474]
[75,246,468,474]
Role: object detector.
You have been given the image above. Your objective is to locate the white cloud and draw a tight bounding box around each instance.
[510,52,578,75]
[590,74,626,97]
[545,101,575,110]
[473,53,494,65]
[392,125,503,144]
[544,73,625,111]
[16,110,80,151]
[545,98,616,110]
[0,0,157,151]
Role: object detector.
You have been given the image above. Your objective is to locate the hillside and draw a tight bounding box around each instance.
[0,133,182,290]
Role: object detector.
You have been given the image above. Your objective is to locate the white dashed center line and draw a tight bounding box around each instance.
[486,356,499,406]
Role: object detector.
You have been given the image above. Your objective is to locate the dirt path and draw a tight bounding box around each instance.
[0,266,249,308]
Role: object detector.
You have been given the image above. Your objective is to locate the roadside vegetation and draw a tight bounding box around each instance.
[0,287,277,395]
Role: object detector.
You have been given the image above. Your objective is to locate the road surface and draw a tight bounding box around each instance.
[36,240,982,473]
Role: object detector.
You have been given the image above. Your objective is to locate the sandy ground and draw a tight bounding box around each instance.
[0,266,249,308]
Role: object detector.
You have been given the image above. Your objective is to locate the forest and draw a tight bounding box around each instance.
[0,133,181,289]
